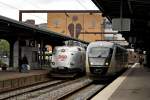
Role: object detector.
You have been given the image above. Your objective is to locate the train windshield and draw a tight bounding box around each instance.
[89,47,110,58]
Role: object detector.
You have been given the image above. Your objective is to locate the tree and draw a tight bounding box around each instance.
[0,39,10,56]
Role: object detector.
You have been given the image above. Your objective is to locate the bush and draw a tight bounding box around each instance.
[0,59,7,67]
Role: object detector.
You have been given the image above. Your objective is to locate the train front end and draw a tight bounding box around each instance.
[87,42,113,76]
[51,47,72,74]
[50,46,85,75]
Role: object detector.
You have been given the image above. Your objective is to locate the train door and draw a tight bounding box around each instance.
[115,47,123,71]
[108,46,117,73]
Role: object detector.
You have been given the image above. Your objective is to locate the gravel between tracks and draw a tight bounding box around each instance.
[5,77,90,100]
[64,84,104,100]
[31,77,92,100]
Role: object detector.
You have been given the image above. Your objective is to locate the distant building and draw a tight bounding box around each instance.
[38,23,48,29]
[24,20,48,30]
[24,19,35,26]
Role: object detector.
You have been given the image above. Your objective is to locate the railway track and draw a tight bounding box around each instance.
[1,77,89,100]
[29,77,107,100]
[60,71,126,100]
[0,79,66,100]
[0,76,113,100]
[62,84,105,100]
[27,77,92,100]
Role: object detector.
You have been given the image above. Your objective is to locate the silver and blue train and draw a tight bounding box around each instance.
[86,41,128,77]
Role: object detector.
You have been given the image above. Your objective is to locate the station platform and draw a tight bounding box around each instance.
[92,63,150,100]
[0,69,50,93]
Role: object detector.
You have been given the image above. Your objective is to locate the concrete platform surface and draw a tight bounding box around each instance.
[0,69,49,81]
[0,69,50,93]
[92,63,150,100]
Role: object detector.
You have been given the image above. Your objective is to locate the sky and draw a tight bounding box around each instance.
[0,0,125,40]
[0,0,98,24]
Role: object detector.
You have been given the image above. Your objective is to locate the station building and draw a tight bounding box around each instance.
[47,12,104,42]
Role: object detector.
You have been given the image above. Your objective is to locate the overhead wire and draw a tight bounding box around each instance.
[76,0,88,40]
[0,1,19,10]
[76,0,88,10]
[22,0,42,9]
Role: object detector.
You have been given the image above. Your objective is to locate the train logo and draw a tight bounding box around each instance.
[57,55,67,61]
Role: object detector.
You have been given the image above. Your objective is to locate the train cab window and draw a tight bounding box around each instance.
[89,47,110,58]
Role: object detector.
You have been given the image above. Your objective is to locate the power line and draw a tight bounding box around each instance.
[22,0,42,9]
[76,0,88,10]
[0,1,18,10]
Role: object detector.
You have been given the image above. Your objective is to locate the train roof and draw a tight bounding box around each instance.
[54,46,85,51]
[87,41,127,50]
[87,41,114,48]
[55,45,83,48]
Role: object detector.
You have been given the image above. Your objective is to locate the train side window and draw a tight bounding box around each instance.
[109,48,113,57]
[110,48,113,55]
[115,47,121,60]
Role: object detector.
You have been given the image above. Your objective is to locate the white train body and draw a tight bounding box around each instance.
[86,41,128,76]
[51,46,86,74]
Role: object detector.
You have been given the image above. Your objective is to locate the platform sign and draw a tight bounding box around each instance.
[112,18,131,31]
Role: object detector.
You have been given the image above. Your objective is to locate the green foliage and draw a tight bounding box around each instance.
[0,59,6,67]
[0,59,3,65]
[0,39,10,56]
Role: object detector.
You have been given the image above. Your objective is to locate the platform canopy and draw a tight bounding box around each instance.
[92,0,150,50]
[0,15,88,46]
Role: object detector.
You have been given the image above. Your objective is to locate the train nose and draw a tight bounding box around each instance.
[90,67,108,75]
[94,68,103,74]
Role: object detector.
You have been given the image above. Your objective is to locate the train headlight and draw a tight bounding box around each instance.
[90,62,93,65]
[105,62,109,65]
[51,62,55,65]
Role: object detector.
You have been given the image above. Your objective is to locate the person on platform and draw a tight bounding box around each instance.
[139,56,144,65]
